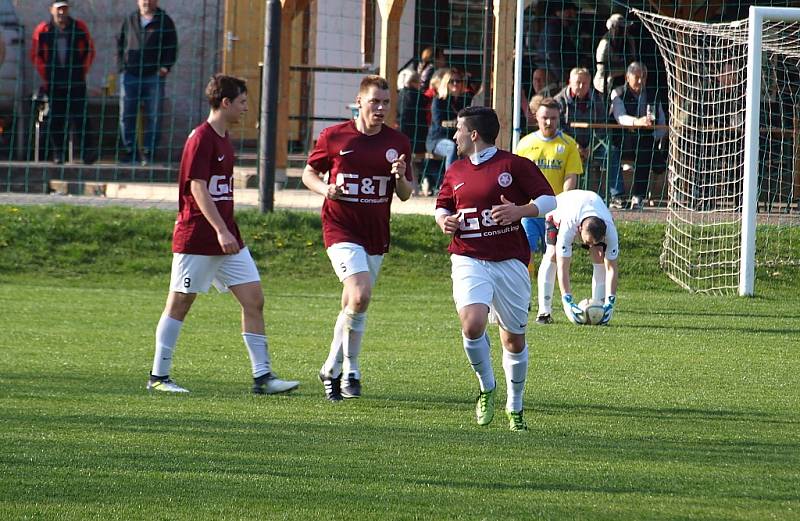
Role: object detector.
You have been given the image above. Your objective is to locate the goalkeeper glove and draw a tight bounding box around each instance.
[561,294,584,325]
[600,294,616,325]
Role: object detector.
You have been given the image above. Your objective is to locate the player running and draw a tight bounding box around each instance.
[302,75,414,401]
[435,106,556,431]
[147,74,299,395]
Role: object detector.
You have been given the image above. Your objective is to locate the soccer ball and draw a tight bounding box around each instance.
[578,298,605,325]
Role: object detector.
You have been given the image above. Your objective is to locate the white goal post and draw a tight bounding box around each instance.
[635,7,800,296]
[741,7,800,296]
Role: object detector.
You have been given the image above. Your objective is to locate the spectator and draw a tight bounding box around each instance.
[555,67,623,204]
[593,14,637,95]
[535,1,580,85]
[117,0,178,165]
[426,69,473,173]
[397,70,428,152]
[31,0,96,165]
[417,47,446,90]
[523,68,560,129]
[610,62,667,209]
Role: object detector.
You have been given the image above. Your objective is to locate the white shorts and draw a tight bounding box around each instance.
[450,254,531,334]
[326,242,384,283]
[169,247,261,294]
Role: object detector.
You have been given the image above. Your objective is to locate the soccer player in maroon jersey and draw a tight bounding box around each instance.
[435,106,556,431]
[302,75,414,401]
[147,74,299,395]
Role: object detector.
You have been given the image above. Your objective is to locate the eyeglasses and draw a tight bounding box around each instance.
[581,241,607,251]
[449,79,463,84]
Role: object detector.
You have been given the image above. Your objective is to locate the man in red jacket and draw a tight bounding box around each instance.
[31,1,96,164]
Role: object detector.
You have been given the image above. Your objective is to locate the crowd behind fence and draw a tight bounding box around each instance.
[0,0,796,213]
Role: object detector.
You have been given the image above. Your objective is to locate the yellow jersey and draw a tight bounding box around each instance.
[515,130,583,195]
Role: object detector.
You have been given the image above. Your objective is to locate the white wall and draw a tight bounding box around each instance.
[312,0,416,138]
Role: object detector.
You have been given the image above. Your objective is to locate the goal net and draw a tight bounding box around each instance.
[634,8,800,295]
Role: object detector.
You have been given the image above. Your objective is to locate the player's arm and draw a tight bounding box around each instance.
[190,180,239,254]
[563,174,578,191]
[302,164,343,200]
[557,254,572,296]
[392,154,413,201]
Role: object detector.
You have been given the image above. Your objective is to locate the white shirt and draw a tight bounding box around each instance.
[547,189,619,260]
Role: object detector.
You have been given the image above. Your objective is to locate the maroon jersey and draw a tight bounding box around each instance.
[307,120,413,255]
[172,122,244,255]
[436,150,554,265]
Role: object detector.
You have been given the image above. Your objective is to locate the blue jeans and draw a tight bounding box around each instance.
[594,140,623,197]
[427,137,458,170]
[120,72,165,160]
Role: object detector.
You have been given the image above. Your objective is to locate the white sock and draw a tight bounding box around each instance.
[152,315,183,377]
[242,332,272,378]
[538,258,557,315]
[592,263,606,302]
[342,309,367,379]
[502,346,528,413]
[462,331,496,392]
[322,311,346,378]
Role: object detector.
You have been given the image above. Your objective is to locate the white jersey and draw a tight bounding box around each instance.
[547,190,619,260]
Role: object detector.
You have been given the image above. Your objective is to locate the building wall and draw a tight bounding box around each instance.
[11,0,221,141]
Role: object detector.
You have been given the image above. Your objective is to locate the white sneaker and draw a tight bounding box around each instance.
[630,195,644,210]
[147,377,189,393]
[253,373,300,395]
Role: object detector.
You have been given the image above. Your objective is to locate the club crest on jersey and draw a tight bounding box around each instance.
[497,172,512,187]
[385,148,399,163]
[556,144,565,154]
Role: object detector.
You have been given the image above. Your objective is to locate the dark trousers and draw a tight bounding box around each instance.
[621,132,656,198]
[46,84,96,163]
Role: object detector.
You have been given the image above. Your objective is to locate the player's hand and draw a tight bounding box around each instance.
[599,294,616,325]
[439,212,461,235]
[391,154,407,179]
[217,229,240,254]
[561,294,584,325]
[326,183,345,200]
[490,194,522,226]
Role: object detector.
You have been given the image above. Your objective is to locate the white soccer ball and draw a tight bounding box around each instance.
[578,298,605,325]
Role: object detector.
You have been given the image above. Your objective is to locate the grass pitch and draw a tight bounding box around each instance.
[0,205,798,520]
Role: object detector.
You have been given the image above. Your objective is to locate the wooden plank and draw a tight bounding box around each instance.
[492,0,515,150]
[378,0,407,127]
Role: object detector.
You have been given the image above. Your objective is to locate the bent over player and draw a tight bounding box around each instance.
[435,106,555,431]
[543,189,619,325]
[148,74,299,394]
[302,75,414,401]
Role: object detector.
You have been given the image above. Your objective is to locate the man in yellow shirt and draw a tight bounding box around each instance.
[516,97,583,324]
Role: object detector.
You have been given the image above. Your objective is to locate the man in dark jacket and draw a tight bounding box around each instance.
[31,1,96,164]
[117,0,177,164]
[554,67,622,204]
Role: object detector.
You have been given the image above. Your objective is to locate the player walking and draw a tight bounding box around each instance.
[147,74,299,395]
[302,75,414,401]
[435,106,556,431]
[544,189,619,325]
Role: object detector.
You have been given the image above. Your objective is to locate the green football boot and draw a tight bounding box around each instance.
[475,387,496,426]
[506,409,528,432]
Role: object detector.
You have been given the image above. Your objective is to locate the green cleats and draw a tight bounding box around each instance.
[475,387,496,426]
[506,409,528,432]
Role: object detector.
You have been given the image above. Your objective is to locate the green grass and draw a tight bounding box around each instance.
[1,204,799,520]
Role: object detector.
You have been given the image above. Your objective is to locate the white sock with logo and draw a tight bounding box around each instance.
[462,331,496,392]
[242,333,272,378]
[502,346,528,413]
[152,315,183,377]
[538,258,557,315]
[592,263,606,302]
[322,311,346,378]
[342,309,367,380]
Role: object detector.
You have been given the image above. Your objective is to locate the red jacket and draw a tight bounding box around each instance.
[31,17,95,91]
